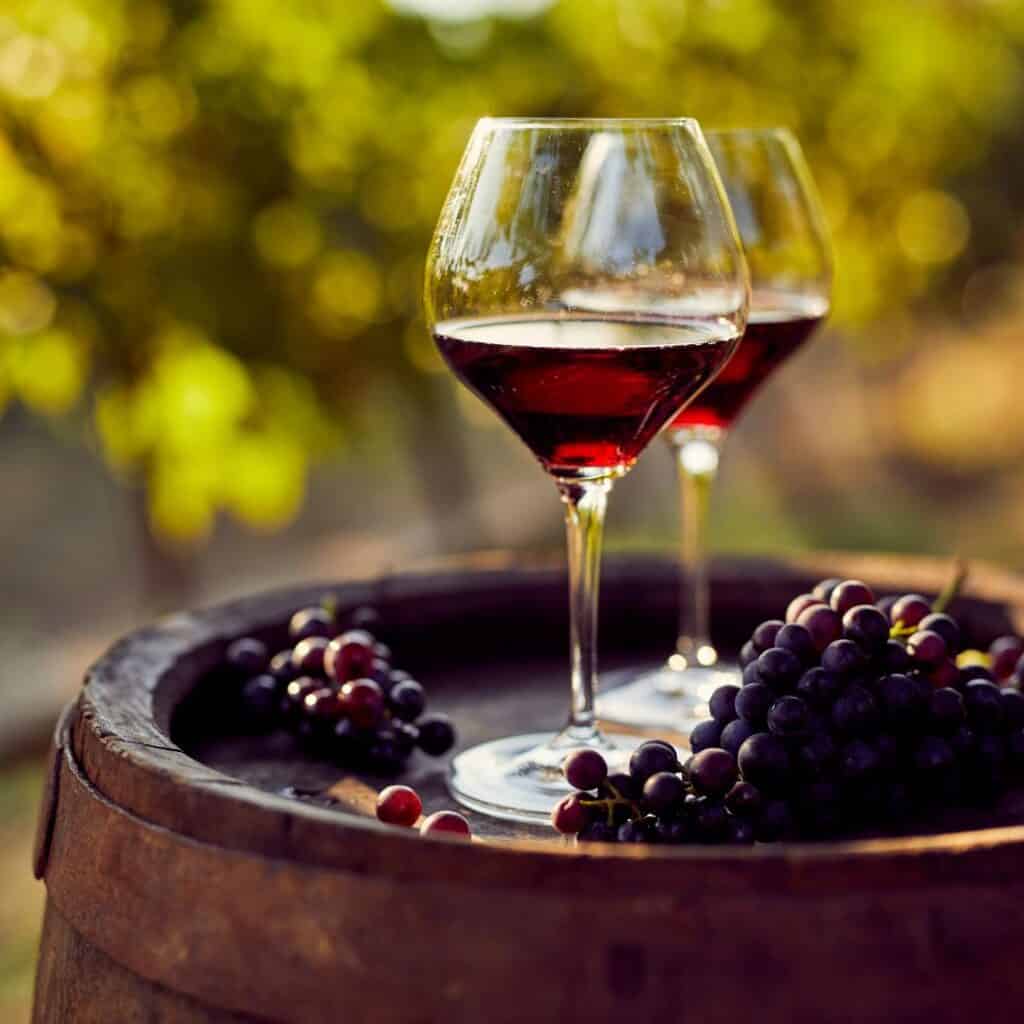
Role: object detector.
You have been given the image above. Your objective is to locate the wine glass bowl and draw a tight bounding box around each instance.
[425,118,749,821]
[598,127,833,734]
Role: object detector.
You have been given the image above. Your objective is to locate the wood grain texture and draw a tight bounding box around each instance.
[34,554,1024,1023]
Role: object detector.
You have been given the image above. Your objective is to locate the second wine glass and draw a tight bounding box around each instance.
[598,127,832,732]
[425,117,749,821]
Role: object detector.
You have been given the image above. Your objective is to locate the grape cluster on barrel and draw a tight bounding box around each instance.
[553,578,1024,845]
[225,602,455,774]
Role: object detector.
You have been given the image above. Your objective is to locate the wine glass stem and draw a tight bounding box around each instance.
[558,478,612,736]
[672,428,724,666]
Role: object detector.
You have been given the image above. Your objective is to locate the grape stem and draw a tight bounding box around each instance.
[579,779,641,826]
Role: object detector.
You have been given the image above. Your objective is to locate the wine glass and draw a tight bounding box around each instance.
[597,127,833,732]
[425,118,749,821]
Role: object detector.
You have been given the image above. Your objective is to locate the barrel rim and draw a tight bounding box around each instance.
[72,551,1024,882]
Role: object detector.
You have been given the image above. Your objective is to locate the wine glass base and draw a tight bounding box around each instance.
[597,662,741,734]
[448,729,646,824]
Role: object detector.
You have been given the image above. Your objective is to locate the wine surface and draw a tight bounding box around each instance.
[435,315,739,478]
[670,294,827,431]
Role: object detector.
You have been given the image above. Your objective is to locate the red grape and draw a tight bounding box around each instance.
[339,678,384,728]
[796,604,843,651]
[830,580,876,615]
[419,810,472,839]
[990,636,1024,682]
[376,785,422,827]
[786,594,823,624]
[324,629,376,682]
[551,792,593,834]
[889,594,931,629]
[563,748,608,791]
[291,636,329,675]
[907,630,947,666]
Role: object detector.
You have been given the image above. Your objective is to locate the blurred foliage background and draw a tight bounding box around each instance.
[3,1,1024,1018]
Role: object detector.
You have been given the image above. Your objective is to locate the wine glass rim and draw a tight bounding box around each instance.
[707,125,797,141]
[478,116,701,130]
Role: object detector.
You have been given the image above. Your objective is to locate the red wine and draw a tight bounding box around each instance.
[670,295,827,431]
[434,315,739,478]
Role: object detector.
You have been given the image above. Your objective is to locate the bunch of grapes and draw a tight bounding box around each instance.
[553,578,1024,845]
[225,603,456,774]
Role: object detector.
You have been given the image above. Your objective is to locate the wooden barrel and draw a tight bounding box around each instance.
[32,553,1024,1024]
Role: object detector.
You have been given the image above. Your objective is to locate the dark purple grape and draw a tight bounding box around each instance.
[709,684,740,723]
[725,780,763,817]
[812,578,843,602]
[877,673,927,731]
[794,731,837,779]
[767,696,810,738]
[654,819,691,844]
[821,639,867,676]
[735,683,775,725]
[1007,728,1024,771]
[796,781,842,836]
[737,734,792,793]
[689,748,738,796]
[830,580,876,615]
[728,818,757,844]
[347,605,381,632]
[918,612,960,653]
[775,623,818,666]
[1002,689,1024,730]
[796,604,843,652]
[387,679,426,721]
[990,636,1024,682]
[578,821,618,843]
[367,734,408,775]
[642,771,686,813]
[878,639,912,674]
[959,664,995,685]
[794,667,843,709]
[225,637,268,675]
[914,735,955,776]
[629,740,681,782]
[972,733,1009,776]
[689,719,723,754]
[691,797,730,842]
[390,720,419,754]
[739,640,760,668]
[416,715,456,756]
[964,681,1005,733]
[617,818,653,843]
[756,799,794,841]
[332,718,373,764]
[889,594,931,629]
[291,636,329,676]
[907,629,947,666]
[268,649,297,683]
[840,739,882,783]
[563,748,608,791]
[741,661,762,687]
[948,724,977,758]
[842,605,890,653]
[929,687,966,733]
[367,658,393,688]
[831,684,879,736]
[288,607,334,641]
[599,772,641,803]
[720,718,758,758]
[240,675,280,726]
[786,594,824,624]
[879,781,915,822]
[283,676,320,714]
[752,619,785,653]
[757,647,803,690]
[874,731,901,767]
[372,641,392,664]
[551,792,593,834]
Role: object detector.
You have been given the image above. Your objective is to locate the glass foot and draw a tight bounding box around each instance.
[448,728,645,824]
[597,662,741,734]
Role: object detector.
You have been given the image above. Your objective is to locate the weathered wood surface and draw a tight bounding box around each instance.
[33,553,1024,1023]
